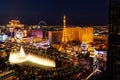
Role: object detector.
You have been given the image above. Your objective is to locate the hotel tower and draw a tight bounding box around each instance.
[108,0,120,79]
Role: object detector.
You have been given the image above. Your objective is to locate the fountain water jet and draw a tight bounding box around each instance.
[20,46,25,57]
[9,46,55,67]
[9,46,26,63]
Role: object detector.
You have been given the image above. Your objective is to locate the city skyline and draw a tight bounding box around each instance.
[0,0,107,25]
[0,1,109,79]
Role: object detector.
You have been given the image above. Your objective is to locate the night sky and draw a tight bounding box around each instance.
[0,0,108,25]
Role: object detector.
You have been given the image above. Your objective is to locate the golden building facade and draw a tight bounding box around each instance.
[49,27,93,43]
[7,20,24,32]
[81,27,93,43]
[49,16,93,43]
[66,27,80,41]
[7,20,24,38]
[48,31,62,43]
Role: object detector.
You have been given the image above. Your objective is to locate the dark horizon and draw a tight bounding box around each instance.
[0,0,108,25]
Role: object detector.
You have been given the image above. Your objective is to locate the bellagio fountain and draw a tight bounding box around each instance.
[9,46,55,67]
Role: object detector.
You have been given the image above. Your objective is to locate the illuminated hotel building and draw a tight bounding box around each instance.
[49,27,93,44]
[25,29,43,43]
[48,31,62,43]
[49,16,93,43]
[7,20,24,37]
[7,20,24,30]
[31,29,43,38]
[108,0,120,79]
[49,27,93,43]
[6,20,43,43]
[66,27,93,43]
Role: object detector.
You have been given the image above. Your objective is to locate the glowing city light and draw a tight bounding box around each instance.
[9,46,55,67]
[20,46,25,57]
[26,55,55,67]
[9,52,26,63]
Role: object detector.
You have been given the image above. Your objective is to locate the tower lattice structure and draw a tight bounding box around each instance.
[61,15,68,43]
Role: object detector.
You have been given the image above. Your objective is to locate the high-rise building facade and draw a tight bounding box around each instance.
[108,0,120,79]
[49,27,93,43]
[7,20,24,37]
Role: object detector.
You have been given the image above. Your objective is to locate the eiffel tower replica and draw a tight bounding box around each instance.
[61,15,68,43]
[59,15,69,52]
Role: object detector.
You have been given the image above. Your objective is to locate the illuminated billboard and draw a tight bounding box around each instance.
[14,30,23,39]
[0,34,8,42]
